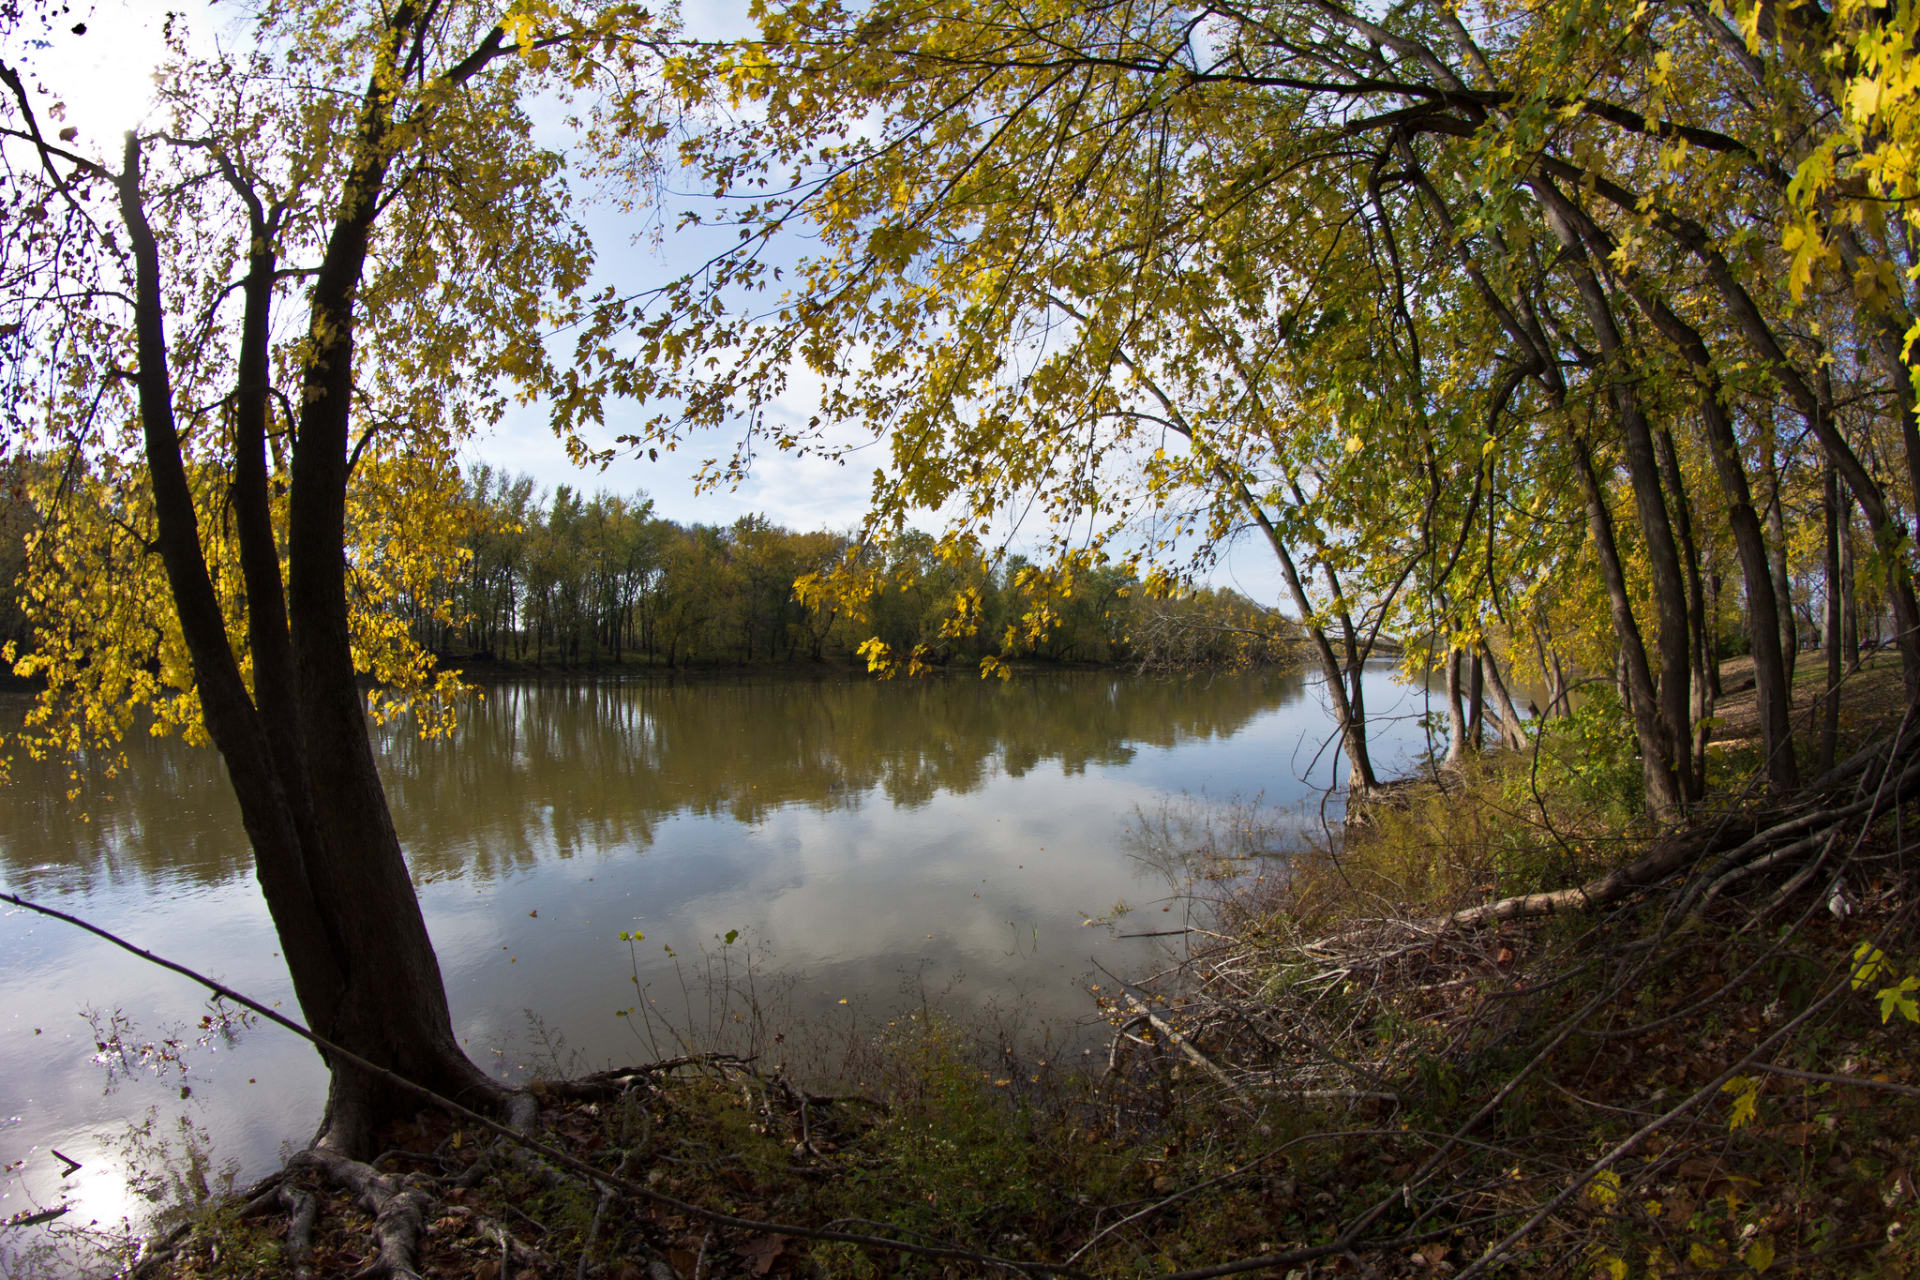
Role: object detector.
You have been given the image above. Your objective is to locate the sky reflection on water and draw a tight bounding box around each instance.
[0,665,1435,1247]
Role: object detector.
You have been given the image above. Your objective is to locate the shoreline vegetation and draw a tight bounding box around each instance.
[26,652,1915,1280]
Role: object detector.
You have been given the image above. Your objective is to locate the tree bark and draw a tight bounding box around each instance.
[1479,642,1531,751]
[1765,436,1798,686]
[1534,179,1694,798]
[1546,182,1798,793]
[1654,424,1712,792]
[111,12,515,1165]
[286,46,505,1152]
[1823,459,1843,773]
[1248,501,1379,791]
[1466,648,1485,752]
[1401,152,1681,812]
[1706,565,1724,698]
[1840,487,1860,669]
[1444,645,1468,764]
[1569,433,1686,815]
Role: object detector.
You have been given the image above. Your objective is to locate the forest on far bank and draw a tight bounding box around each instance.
[408,465,1296,672]
[0,458,1293,678]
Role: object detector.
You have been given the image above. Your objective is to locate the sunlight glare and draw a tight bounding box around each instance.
[5,2,212,151]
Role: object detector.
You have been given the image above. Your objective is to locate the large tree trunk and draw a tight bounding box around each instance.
[115,23,509,1163]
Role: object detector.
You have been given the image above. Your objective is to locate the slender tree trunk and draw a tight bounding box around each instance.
[1655,425,1711,792]
[1840,488,1860,669]
[1584,231,1797,791]
[1569,433,1686,816]
[1242,491,1378,791]
[1765,438,1798,686]
[1403,156,1679,808]
[1532,620,1570,719]
[1480,642,1530,751]
[1535,182,1694,800]
[1523,140,1920,706]
[1823,459,1843,772]
[1692,394,1798,792]
[1466,648,1486,752]
[1445,645,1468,764]
[1706,567,1724,698]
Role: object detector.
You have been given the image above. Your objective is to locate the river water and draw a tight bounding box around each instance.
[0,664,1433,1250]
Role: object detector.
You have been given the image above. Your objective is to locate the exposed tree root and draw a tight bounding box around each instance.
[277,1181,317,1280]
[295,1148,436,1280]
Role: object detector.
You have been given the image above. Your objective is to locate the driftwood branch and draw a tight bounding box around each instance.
[1119,991,1254,1105]
[1399,754,1920,935]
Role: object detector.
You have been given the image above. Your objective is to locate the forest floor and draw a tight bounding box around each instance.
[60,653,1920,1279]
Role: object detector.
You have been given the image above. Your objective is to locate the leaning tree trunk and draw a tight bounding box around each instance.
[1569,432,1687,816]
[1535,183,1695,800]
[1241,487,1380,791]
[1549,182,1800,794]
[117,36,509,1161]
[1479,642,1531,751]
[1403,154,1680,810]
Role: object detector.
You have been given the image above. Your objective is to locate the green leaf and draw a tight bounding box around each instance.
[1723,1076,1760,1130]
[1851,942,1888,990]
[1876,975,1920,1024]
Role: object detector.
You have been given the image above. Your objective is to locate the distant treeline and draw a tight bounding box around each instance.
[401,466,1293,671]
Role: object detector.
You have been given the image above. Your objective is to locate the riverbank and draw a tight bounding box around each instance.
[49,656,1920,1278]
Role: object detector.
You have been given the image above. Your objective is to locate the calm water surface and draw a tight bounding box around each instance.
[0,666,1432,1241]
